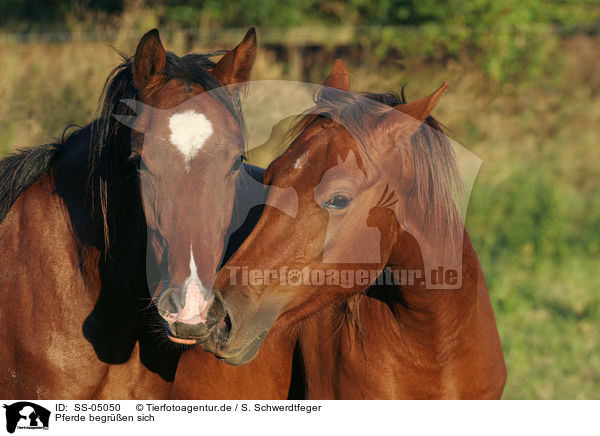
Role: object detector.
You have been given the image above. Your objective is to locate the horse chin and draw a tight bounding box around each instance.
[163,321,215,345]
[210,330,268,366]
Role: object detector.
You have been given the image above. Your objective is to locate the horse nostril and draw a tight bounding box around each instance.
[207,294,226,326]
[157,287,184,320]
[224,313,232,333]
[216,312,232,343]
[168,293,180,309]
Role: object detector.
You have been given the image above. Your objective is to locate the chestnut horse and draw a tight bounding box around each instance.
[192,61,506,399]
[0,28,258,399]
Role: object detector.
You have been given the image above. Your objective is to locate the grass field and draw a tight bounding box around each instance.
[1,31,598,399]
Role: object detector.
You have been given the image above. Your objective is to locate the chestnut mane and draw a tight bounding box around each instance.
[291,85,464,244]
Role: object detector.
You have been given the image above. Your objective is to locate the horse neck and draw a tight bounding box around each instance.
[53,123,157,365]
[368,226,506,398]
[381,226,483,353]
[53,121,146,288]
[55,122,141,245]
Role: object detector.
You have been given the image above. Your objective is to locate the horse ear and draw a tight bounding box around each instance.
[378,82,449,143]
[394,82,449,121]
[323,59,350,91]
[133,29,167,92]
[210,27,257,90]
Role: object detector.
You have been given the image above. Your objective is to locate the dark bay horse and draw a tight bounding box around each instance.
[191,61,506,399]
[0,28,258,399]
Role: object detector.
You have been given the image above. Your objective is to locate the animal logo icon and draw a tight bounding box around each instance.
[3,402,50,433]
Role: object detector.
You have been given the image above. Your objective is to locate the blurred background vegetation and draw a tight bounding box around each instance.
[1,0,599,399]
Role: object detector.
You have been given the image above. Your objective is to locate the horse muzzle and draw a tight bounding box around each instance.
[157,284,227,343]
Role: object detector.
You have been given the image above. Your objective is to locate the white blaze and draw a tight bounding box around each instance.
[169,110,213,169]
[189,245,200,282]
[177,246,210,324]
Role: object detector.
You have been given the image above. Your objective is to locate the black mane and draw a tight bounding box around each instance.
[0,144,58,222]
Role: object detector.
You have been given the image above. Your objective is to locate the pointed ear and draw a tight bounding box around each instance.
[394,82,448,121]
[323,59,350,91]
[133,29,167,92]
[377,83,449,146]
[210,27,257,90]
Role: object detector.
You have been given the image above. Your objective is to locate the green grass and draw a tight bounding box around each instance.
[1,30,599,399]
[489,257,600,399]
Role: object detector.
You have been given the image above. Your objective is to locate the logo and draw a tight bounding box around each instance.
[3,402,50,433]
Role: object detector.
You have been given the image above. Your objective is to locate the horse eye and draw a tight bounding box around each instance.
[322,194,352,210]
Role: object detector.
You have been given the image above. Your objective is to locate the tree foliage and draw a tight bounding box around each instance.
[1,0,599,81]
